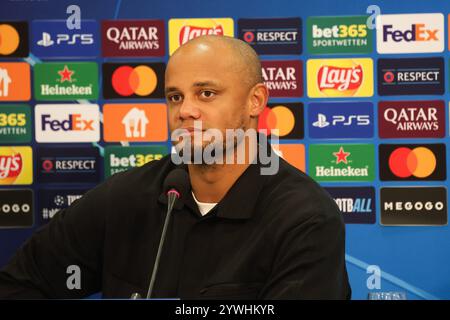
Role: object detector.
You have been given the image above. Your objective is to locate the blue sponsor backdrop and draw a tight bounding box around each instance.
[1,0,450,300]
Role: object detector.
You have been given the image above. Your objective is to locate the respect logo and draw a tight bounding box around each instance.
[0,146,33,185]
[103,63,165,99]
[0,22,28,57]
[307,58,373,98]
[0,105,31,143]
[307,16,372,54]
[34,62,98,101]
[379,144,446,181]
[168,18,234,55]
[258,103,303,139]
[376,13,444,54]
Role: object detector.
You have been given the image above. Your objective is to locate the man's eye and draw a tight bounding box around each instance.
[169,94,182,103]
[201,91,215,98]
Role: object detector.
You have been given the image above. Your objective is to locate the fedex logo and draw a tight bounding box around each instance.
[41,114,94,131]
[35,104,99,143]
[376,14,444,54]
[383,24,438,42]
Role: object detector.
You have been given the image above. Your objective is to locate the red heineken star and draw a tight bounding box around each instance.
[58,65,74,83]
[333,146,351,164]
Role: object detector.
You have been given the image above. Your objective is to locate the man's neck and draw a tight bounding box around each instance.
[188,162,250,203]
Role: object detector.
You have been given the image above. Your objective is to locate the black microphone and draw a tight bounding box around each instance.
[144,168,190,299]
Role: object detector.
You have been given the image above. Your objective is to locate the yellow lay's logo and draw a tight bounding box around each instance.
[0,146,32,185]
[307,58,373,98]
[168,18,234,55]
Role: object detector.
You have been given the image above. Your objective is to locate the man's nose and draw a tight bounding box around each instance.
[179,97,201,120]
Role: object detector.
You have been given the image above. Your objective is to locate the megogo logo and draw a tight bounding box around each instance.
[0,189,33,228]
[0,105,31,143]
[379,144,446,181]
[261,60,303,97]
[258,103,303,139]
[380,187,447,226]
[307,16,372,54]
[103,63,165,99]
[307,58,373,97]
[0,146,32,185]
[378,101,445,138]
[0,22,28,57]
[35,104,100,143]
[168,18,234,55]
[102,20,165,56]
[376,14,444,53]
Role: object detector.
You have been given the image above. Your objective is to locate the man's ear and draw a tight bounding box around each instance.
[248,83,269,117]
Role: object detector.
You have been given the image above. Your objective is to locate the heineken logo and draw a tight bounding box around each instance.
[309,144,374,182]
[34,62,98,101]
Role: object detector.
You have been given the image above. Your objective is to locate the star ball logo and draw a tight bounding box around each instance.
[325,187,376,224]
[0,146,33,185]
[38,188,88,224]
[34,62,98,101]
[238,17,301,55]
[168,18,234,55]
[103,63,165,99]
[261,60,303,97]
[102,20,165,57]
[379,144,446,181]
[376,13,444,54]
[378,100,445,138]
[307,15,372,54]
[309,144,374,182]
[378,57,444,96]
[0,22,28,57]
[307,58,373,98]
[258,103,303,139]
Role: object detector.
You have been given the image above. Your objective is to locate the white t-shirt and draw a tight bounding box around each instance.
[191,191,218,216]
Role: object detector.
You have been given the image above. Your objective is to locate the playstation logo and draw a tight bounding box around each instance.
[37,32,55,47]
[312,113,330,128]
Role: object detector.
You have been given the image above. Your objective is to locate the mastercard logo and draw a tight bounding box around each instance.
[112,65,157,96]
[258,103,303,139]
[0,24,20,55]
[388,147,436,178]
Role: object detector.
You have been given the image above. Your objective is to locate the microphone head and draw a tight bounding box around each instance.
[163,167,190,201]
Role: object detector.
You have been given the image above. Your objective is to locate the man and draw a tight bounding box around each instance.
[0,35,351,299]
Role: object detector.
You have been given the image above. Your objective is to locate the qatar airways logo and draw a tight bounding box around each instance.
[179,25,224,45]
[318,65,363,92]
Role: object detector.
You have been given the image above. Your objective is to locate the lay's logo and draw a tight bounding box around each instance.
[307,58,373,98]
[0,146,32,185]
[168,18,234,55]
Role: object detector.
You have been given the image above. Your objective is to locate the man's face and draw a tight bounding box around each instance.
[165,43,252,152]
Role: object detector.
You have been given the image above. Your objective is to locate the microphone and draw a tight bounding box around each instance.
[144,168,190,299]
